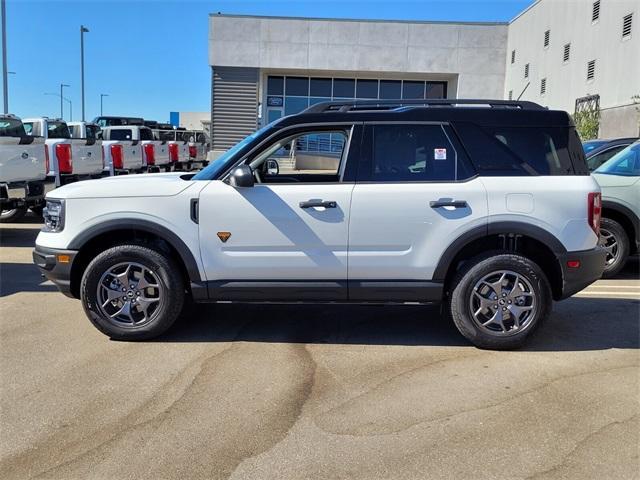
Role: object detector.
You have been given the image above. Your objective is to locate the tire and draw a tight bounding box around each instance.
[599,217,630,278]
[0,205,27,223]
[448,252,552,350]
[80,244,185,340]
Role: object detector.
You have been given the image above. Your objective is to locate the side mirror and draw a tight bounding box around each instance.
[266,159,279,176]
[229,164,254,188]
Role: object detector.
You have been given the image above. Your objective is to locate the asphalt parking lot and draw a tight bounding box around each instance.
[1,215,638,480]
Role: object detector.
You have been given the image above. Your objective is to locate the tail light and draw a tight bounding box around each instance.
[588,192,602,236]
[144,144,155,165]
[44,145,50,174]
[169,143,179,162]
[189,145,197,158]
[55,143,72,174]
[111,144,124,170]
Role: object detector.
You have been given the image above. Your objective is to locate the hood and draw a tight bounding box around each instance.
[47,172,199,199]
[592,173,640,188]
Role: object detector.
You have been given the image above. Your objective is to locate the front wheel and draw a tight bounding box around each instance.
[599,217,629,278]
[448,253,552,350]
[81,244,185,340]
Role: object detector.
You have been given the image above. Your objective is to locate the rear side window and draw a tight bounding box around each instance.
[47,122,71,139]
[139,128,154,141]
[368,124,475,182]
[0,119,26,137]
[109,129,132,141]
[454,123,581,175]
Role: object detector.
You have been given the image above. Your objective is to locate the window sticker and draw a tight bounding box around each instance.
[434,148,447,160]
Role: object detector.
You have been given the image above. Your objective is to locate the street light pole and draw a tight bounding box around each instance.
[45,92,71,120]
[60,83,69,119]
[100,93,108,115]
[80,25,89,121]
[2,0,8,114]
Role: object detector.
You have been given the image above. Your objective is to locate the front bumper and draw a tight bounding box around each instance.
[557,247,606,300]
[33,245,78,298]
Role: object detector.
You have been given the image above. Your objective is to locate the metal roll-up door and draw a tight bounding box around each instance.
[211,66,259,151]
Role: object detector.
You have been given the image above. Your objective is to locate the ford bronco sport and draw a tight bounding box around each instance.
[33,99,606,349]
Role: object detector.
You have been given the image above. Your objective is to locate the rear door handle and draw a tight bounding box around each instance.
[429,200,468,209]
[299,200,337,209]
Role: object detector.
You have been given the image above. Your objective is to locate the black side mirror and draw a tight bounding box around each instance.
[229,164,254,188]
[266,159,279,175]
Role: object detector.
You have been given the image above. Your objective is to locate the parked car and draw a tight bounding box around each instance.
[585,137,638,171]
[23,117,103,188]
[34,99,605,349]
[99,126,149,174]
[0,114,49,222]
[592,140,640,277]
[93,116,144,128]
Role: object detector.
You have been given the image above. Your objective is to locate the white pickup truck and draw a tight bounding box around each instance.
[23,117,103,188]
[152,128,191,170]
[0,115,49,222]
[99,126,170,174]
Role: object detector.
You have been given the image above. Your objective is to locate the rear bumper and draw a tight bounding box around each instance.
[1,179,53,208]
[32,245,78,298]
[557,247,606,300]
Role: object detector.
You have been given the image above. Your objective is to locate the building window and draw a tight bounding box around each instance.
[563,43,571,63]
[508,90,513,100]
[623,13,633,38]
[524,63,530,78]
[540,78,547,95]
[544,30,550,48]
[402,81,425,99]
[333,78,355,98]
[379,80,401,99]
[587,60,596,81]
[310,78,332,97]
[285,77,309,96]
[356,79,379,99]
[511,50,516,64]
[592,0,600,23]
[267,76,284,96]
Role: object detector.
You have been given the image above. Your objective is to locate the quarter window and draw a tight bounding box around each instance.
[370,124,461,182]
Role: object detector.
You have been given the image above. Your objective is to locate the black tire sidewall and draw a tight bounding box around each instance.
[600,217,629,278]
[449,253,552,350]
[0,205,27,223]
[81,244,184,340]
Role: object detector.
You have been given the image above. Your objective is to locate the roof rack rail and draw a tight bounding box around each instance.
[303,99,545,114]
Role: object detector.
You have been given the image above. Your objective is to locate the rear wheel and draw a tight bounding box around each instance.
[0,205,27,223]
[448,253,552,350]
[599,217,629,278]
[81,244,185,340]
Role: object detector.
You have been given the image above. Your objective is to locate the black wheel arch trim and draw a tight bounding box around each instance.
[602,200,639,245]
[432,221,567,281]
[67,218,203,282]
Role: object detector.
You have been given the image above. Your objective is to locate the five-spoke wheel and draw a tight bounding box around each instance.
[599,218,630,278]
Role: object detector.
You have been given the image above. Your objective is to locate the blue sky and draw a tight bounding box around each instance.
[4,0,533,122]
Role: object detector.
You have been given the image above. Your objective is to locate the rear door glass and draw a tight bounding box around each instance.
[109,129,133,141]
[47,122,71,139]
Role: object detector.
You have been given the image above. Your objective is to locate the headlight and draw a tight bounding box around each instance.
[43,199,65,232]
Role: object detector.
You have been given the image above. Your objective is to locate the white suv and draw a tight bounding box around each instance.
[33,100,605,349]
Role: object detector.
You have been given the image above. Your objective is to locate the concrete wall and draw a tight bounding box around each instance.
[505,0,639,137]
[210,15,508,99]
[600,104,640,138]
[176,112,209,131]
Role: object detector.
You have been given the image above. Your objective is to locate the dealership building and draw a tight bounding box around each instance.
[208,0,639,153]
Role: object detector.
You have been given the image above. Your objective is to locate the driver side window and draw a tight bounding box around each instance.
[250,129,349,183]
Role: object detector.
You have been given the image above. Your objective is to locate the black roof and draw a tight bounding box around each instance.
[273,99,573,128]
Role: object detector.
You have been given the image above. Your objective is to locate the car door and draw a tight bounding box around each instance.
[348,122,488,301]
[196,124,361,300]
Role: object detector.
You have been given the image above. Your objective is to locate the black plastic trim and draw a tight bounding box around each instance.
[557,247,606,300]
[190,198,199,224]
[202,280,443,303]
[432,222,567,281]
[32,246,77,298]
[67,218,203,282]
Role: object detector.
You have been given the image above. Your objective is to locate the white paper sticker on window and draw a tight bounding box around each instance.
[434,148,447,160]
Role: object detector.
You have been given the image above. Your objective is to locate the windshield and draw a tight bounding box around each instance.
[0,118,26,137]
[583,140,608,154]
[193,123,275,180]
[594,142,640,176]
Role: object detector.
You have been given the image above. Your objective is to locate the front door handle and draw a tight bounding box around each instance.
[299,200,337,209]
[430,200,468,209]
